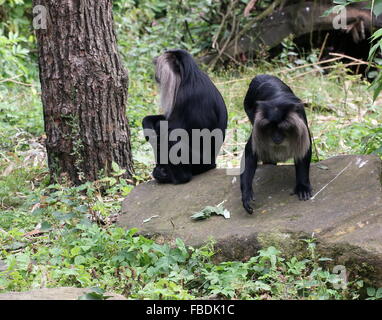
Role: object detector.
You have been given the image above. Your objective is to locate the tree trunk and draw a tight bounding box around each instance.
[33,0,134,184]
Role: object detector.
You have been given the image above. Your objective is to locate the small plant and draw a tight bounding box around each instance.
[78,287,113,300]
[366,287,382,300]
[190,201,230,220]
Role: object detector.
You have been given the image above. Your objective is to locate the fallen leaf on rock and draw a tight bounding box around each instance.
[191,203,231,221]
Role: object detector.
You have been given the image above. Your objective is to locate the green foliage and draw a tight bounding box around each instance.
[0,32,32,79]
[368,28,382,100]
[361,125,382,156]
[0,219,368,299]
[113,0,214,74]
[0,0,36,81]
[366,287,382,300]
[0,86,43,136]
[0,132,377,299]
[0,133,379,301]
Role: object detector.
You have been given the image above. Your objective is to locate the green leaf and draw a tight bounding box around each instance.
[78,292,112,300]
[333,0,348,4]
[367,287,376,296]
[74,255,86,265]
[321,5,344,17]
[368,42,381,61]
[111,161,120,173]
[254,281,271,291]
[369,72,382,100]
[70,247,81,257]
[370,28,382,41]
[111,161,126,176]
[373,1,382,17]
[190,204,230,220]
[40,221,52,232]
[190,210,211,220]
[52,211,75,221]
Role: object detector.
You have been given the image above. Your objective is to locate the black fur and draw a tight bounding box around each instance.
[143,49,228,184]
[240,74,312,214]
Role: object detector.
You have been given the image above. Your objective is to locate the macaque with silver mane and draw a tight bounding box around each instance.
[240,75,312,214]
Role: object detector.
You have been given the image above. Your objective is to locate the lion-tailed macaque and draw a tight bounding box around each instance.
[142,49,228,184]
[240,75,312,214]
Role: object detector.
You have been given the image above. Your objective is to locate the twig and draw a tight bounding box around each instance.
[308,111,321,162]
[291,61,366,79]
[212,3,232,50]
[215,77,253,86]
[244,0,258,17]
[0,75,22,83]
[215,57,344,85]
[311,161,353,200]
[210,0,239,69]
[279,56,343,74]
[318,32,330,61]
[5,79,34,87]
[233,0,283,46]
[0,75,34,87]
[328,52,373,67]
[371,0,375,33]
[216,53,368,86]
[222,51,243,66]
[209,0,283,68]
[184,20,194,43]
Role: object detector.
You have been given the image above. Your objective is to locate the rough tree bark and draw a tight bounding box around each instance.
[33,0,134,184]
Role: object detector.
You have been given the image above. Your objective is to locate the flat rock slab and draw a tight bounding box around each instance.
[0,287,126,300]
[119,155,382,285]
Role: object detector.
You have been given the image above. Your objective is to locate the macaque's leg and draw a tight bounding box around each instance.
[240,138,258,214]
[294,147,312,201]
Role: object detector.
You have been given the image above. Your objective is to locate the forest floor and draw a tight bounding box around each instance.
[0,60,381,299]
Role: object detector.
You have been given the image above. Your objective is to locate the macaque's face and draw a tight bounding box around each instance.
[256,105,298,146]
[253,103,310,163]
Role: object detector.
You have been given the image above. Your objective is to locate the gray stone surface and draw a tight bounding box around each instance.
[0,287,126,300]
[119,155,382,285]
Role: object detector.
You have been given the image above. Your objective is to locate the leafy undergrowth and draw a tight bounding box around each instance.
[0,146,379,300]
[0,186,369,300]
